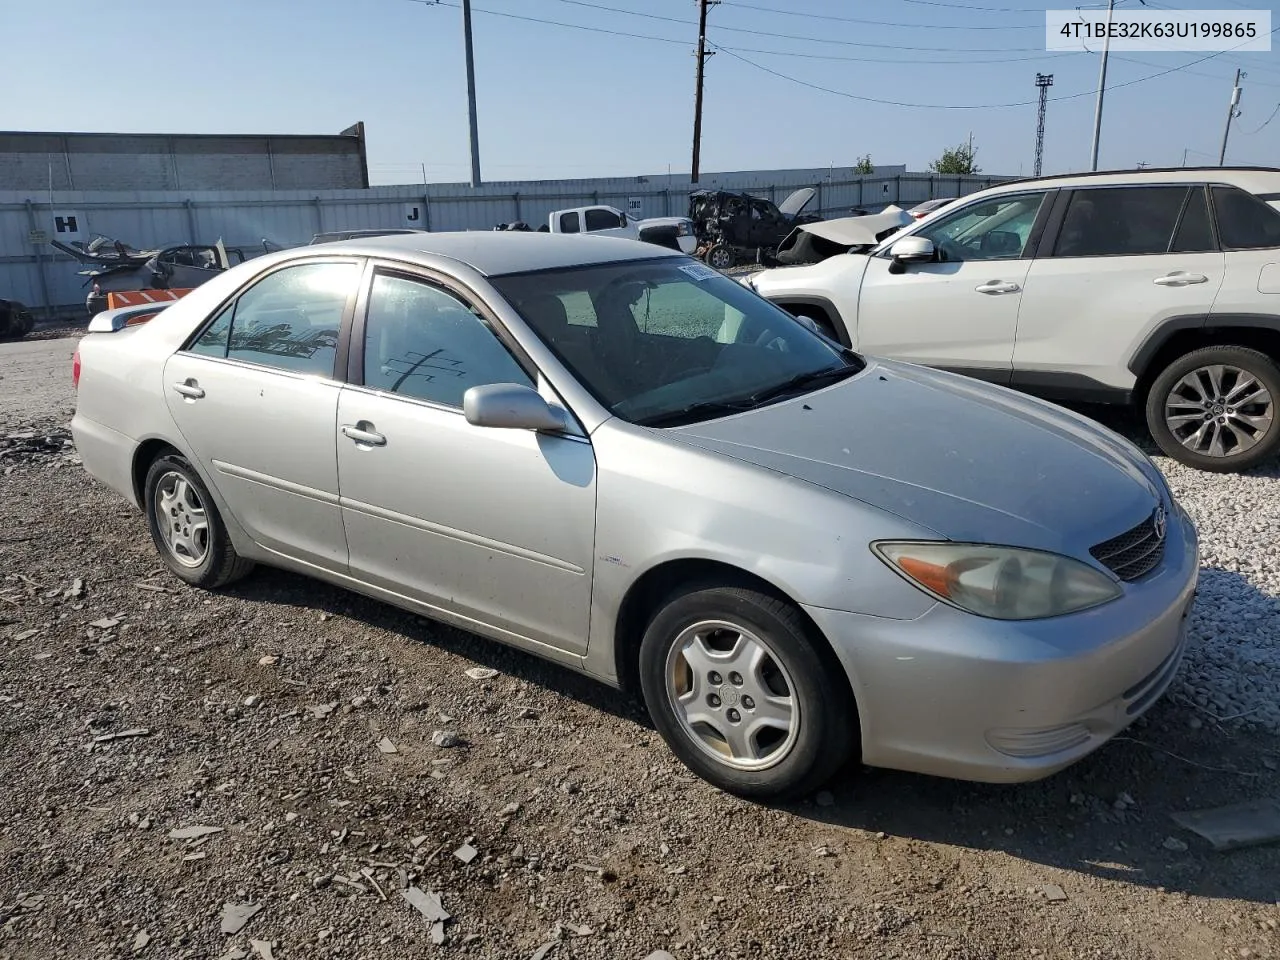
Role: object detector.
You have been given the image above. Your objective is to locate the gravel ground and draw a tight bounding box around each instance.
[2,334,1280,960]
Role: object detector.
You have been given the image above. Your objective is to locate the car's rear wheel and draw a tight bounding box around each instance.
[144,453,254,588]
[705,244,735,270]
[1146,345,1280,472]
[638,583,856,799]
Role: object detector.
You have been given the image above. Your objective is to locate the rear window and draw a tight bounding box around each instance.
[1212,185,1280,249]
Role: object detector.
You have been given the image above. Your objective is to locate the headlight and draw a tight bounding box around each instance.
[872,542,1122,620]
[677,220,693,237]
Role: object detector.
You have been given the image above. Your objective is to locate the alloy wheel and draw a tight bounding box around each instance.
[664,619,800,771]
[154,470,210,567]
[1163,363,1275,459]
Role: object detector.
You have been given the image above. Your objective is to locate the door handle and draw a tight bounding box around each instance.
[975,280,1021,294]
[342,423,387,447]
[171,380,205,400]
[1154,272,1209,287]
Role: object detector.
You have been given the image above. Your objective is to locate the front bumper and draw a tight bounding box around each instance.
[804,508,1199,783]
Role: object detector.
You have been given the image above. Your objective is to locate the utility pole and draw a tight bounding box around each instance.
[1089,0,1116,171]
[1219,68,1245,166]
[1034,74,1053,178]
[462,0,482,187]
[691,0,718,184]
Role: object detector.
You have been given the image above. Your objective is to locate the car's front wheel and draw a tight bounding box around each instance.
[1146,345,1280,472]
[638,583,856,799]
[144,453,255,588]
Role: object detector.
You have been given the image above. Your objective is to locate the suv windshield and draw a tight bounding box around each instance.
[492,259,862,426]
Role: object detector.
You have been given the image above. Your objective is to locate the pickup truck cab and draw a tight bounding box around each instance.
[548,205,698,255]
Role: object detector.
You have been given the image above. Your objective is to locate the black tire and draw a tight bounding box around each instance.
[143,453,255,588]
[705,244,735,270]
[638,583,857,800]
[1145,345,1280,473]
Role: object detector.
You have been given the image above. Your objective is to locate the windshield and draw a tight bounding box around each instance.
[492,259,862,426]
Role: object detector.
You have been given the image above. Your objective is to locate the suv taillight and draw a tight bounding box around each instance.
[73,349,81,389]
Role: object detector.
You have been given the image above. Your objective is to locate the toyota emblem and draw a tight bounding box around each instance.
[1152,506,1167,542]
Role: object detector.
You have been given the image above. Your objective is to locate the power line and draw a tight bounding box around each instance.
[405,0,689,44]
[1242,101,1280,135]
[539,0,1048,52]
[716,44,1080,65]
[717,0,1040,30]
[713,38,1278,110]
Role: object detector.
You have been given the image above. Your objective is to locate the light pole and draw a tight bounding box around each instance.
[1089,0,1116,171]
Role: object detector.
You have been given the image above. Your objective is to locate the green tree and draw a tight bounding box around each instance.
[929,142,981,174]
[852,154,874,175]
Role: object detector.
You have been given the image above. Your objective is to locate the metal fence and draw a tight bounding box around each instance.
[0,168,1010,317]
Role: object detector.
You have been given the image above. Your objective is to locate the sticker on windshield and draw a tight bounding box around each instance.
[678,263,719,282]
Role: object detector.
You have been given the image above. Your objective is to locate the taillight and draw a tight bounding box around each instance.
[73,349,81,388]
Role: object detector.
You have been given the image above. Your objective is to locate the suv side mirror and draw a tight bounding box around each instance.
[620,212,628,227]
[887,236,935,274]
[463,383,568,432]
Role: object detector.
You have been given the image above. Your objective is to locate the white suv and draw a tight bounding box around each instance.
[745,167,1280,472]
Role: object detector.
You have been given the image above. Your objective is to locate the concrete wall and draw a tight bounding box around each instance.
[0,124,369,192]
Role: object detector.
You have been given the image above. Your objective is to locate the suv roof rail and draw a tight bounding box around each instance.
[994,165,1280,188]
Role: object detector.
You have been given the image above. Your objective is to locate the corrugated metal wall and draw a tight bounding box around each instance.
[0,167,1009,316]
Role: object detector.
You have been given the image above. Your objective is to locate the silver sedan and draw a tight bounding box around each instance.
[71,232,1198,799]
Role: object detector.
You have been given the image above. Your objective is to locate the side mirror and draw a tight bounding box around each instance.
[887,236,935,274]
[463,383,568,432]
[790,313,820,335]
[620,212,628,227]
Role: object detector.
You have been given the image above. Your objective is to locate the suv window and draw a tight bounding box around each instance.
[1170,187,1215,253]
[363,273,532,408]
[1212,185,1280,249]
[189,261,356,376]
[1053,186,1189,257]
[913,192,1046,261]
[584,208,623,231]
[559,212,580,234]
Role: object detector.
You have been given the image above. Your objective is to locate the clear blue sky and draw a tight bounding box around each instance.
[4,0,1279,184]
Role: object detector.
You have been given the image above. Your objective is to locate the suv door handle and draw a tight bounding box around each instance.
[1154,272,1209,287]
[171,380,205,400]
[975,281,1021,294]
[342,423,387,447]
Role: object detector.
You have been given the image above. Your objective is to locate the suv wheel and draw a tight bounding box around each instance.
[1145,345,1280,472]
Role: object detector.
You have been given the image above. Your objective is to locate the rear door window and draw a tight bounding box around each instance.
[1051,186,1190,257]
[189,261,357,376]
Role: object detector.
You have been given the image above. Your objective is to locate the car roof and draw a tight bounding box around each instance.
[312,231,686,276]
[984,166,1280,195]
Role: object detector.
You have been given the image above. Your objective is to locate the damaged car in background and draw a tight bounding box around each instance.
[689,187,821,270]
[770,205,913,267]
[0,297,35,340]
[53,234,250,317]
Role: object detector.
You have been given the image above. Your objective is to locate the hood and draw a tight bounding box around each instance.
[666,359,1164,558]
[777,187,818,218]
[796,208,912,246]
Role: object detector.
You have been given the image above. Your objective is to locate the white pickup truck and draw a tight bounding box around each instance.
[545,205,698,255]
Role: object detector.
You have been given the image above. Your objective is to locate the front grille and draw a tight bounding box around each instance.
[1090,509,1166,581]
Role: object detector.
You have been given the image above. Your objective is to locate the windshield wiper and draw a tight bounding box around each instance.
[746,363,861,405]
[636,399,757,428]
